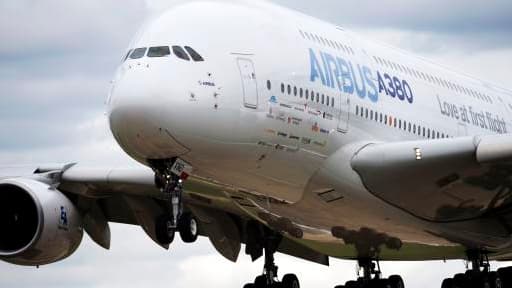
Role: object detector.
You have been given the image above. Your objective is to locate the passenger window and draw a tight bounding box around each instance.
[130,47,147,59]
[331,98,335,107]
[267,80,271,91]
[148,46,171,57]
[184,46,204,62]
[281,83,285,93]
[172,46,190,61]
[305,90,309,100]
[300,88,303,98]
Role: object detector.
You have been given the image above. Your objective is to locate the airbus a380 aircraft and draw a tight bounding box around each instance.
[2,1,512,288]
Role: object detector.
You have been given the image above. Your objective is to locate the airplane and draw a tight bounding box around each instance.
[1,0,512,287]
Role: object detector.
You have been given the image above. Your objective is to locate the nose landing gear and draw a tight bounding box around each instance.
[152,158,198,245]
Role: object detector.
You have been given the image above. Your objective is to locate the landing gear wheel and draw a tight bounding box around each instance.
[454,273,468,288]
[373,278,389,288]
[498,267,512,287]
[441,278,455,288]
[344,280,358,288]
[488,272,502,288]
[254,275,268,288]
[389,275,405,288]
[243,284,255,288]
[178,213,198,243]
[155,215,175,245]
[282,274,300,288]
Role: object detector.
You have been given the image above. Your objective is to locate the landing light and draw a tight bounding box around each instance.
[414,148,422,160]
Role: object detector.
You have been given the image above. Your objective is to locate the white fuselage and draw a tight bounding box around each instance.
[107,0,512,257]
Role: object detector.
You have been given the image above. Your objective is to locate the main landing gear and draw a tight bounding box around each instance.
[335,258,405,288]
[243,228,300,288]
[152,158,198,245]
[441,250,507,288]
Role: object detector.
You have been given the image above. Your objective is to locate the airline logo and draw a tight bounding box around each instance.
[308,48,414,104]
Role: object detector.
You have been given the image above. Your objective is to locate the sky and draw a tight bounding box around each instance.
[1,0,511,287]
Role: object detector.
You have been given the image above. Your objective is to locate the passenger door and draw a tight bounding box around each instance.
[237,58,258,109]
[337,91,350,133]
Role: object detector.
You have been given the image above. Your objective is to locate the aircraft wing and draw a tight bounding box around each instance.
[48,164,328,265]
[351,134,512,223]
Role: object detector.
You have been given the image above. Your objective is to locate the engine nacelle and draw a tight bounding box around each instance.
[0,178,83,266]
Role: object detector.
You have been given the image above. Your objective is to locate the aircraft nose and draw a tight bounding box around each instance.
[108,70,190,163]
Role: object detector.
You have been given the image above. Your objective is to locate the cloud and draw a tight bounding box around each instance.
[0,0,146,57]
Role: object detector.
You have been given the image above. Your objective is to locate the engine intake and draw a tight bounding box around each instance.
[0,178,83,266]
[0,184,39,254]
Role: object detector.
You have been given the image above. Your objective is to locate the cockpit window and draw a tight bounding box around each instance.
[130,47,147,59]
[148,46,171,57]
[123,49,133,61]
[172,46,190,61]
[184,46,204,62]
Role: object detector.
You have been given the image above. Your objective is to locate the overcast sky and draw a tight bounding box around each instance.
[1,0,511,287]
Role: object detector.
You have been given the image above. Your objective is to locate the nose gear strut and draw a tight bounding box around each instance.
[151,158,197,244]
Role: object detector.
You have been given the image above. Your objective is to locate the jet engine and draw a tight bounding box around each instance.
[0,178,83,266]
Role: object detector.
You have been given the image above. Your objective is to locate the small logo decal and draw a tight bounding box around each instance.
[59,206,69,230]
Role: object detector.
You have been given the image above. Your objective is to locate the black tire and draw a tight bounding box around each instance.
[488,272,502,288]
[345,280,359,288]
[376,278,391,288]
[178,213,198,243]
[498,267,512,288]
[441,278,455,288]
[454,273,468,288]
[334,286,346,288]
[244,284,256,288]
[255,275,267,288]
[155,215,175,245]
[389,275,405,288]
[282,274,300,288]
